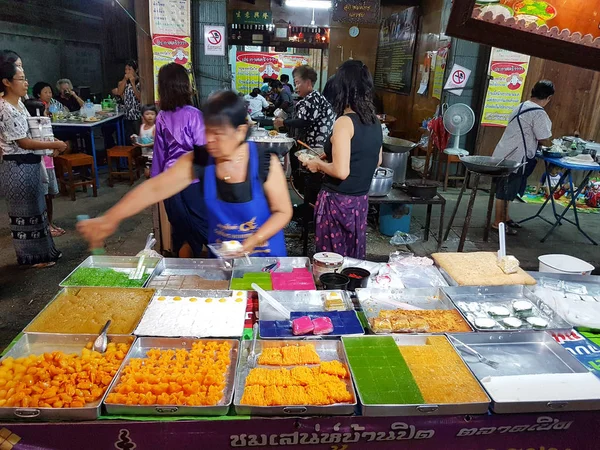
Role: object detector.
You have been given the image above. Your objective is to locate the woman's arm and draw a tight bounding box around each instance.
[131,80,141,102]
[77,153,196,249]
[304,116,353,180]
[72,92,85,108]
[242,154,293,254]
[115,78,127,97]
[16,138,66,152]
[378,146,382,166]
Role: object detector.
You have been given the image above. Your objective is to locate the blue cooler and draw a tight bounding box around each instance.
[379,203,412,236]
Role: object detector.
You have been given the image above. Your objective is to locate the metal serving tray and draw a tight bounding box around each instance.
[355,288,472,333]
[134,290,247,338]
[231,257,311,279]
[104,337,239,416]
[233,339,357,416]
[0,333,134,421]
[146,258,232,290]
[444,285,572,331]
[349,335,490,416]
[59,255,161,288]
[259,290,353,320]
[447,331,600,413]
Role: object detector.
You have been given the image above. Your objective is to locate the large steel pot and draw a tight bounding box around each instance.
[381,136,417,183]
[368,167,394,197]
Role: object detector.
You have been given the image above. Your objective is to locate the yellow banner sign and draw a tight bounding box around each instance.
[152,35,193,100]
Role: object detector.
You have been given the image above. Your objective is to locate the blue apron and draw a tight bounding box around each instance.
[204,142,287,257]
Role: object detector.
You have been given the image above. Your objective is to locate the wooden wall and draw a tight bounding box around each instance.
[328,24,379,77]
[476,57,600,157]
[376,0,445,140]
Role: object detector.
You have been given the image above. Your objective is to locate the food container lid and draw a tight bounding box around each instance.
[313,252,343,266]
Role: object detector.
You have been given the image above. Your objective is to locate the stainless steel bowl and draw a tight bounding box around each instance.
[368,167,394,197]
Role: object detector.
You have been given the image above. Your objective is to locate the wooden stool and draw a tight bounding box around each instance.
[55,154,98,201]
[107,146,142,187]
[437,152,467,191]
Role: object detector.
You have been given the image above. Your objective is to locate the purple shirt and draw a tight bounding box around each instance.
[151,105,206,180]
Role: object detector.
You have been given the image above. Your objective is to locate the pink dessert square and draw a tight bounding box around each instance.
[312,317,334,335]
[292,316,314,335]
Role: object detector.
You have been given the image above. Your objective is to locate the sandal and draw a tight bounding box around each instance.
[32,261,56,269]
[492,225,517,236]
[50,225,66,237]
[506,220,522,229]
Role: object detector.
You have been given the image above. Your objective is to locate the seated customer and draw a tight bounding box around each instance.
[244,88,269,119]
[54,79,84,112]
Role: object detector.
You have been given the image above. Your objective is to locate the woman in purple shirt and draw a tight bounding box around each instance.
[152,63,207,257]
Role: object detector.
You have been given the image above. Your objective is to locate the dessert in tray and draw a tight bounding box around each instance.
[370,309,472,333]
[62,267,151,288]
[432,252,536,286]
[134,291,248,338]
[147,274,229,290]
[26,288,154,334]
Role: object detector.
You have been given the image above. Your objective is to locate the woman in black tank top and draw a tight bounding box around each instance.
[302,60,383,259]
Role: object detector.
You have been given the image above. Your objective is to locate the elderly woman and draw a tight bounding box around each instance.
[0,53,67,266]
[302,61,382,259]
[54,78,84,112]
[112,60,142,144]
[78,90,292,257]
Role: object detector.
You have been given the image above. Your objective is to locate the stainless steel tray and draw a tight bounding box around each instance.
[355,288,472,333]
[444,285,572,331]
[448,331,600,413]
[233,339,357,416]
[358,335,490,416]
[231,257,311,279]
[24,287,154,335]
[59,255,161,288]
[259,290,353,320]
[104,337,239,416]
[146,258,232,290]
[134,290,247,338]
[0,333,134,421]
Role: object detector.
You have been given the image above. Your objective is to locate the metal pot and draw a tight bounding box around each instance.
[403,179,440,199]
[369,167,394,197]
[382,137,417,184]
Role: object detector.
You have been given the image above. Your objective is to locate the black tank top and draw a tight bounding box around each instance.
[322,113,383,196]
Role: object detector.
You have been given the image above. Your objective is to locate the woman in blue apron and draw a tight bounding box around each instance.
[77,91,292,257]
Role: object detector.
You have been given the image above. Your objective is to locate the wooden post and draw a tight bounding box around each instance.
[134,0,154,105]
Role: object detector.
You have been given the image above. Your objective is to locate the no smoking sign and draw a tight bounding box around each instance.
[204,25,225,56]
[444,64,471,96]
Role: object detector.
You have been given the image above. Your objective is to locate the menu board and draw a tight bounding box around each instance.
[150,0,190,37]
[373,7,419,95]
[472,1,600,47]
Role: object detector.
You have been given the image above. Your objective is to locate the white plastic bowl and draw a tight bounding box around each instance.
[538,254,595,275]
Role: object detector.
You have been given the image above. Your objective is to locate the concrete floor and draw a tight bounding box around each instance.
[1,170,599,351]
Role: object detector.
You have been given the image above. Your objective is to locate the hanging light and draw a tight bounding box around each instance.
[285,0,332,9]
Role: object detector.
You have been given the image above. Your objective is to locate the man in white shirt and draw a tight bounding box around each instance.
[244,88,269,118]
[493,80,554,234]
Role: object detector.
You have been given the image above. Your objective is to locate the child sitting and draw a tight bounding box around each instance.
[536,164,565,198]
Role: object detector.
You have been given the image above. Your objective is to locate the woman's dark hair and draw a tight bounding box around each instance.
[0,52,18,94]
[158,63,192,111]
[271,80,283,90]
[203,90,248,130]
[531,80,554,100]
[32,81,53,99]
[331,60,377,125]
[280,74,290,83]
[250,88,261,98]
[322,75,337,105]
[292,65,318,86]
[141,104,157,115]
[23,99,45,116]
[125,59,138,72]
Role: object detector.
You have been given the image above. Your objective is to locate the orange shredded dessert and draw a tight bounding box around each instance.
[398,336,488,403]
[0,341,131,408]
[374,309,471,333]
[257,344,321,366]
[106,340,232,406]
[26,288,154,334]
[241,361,352,406]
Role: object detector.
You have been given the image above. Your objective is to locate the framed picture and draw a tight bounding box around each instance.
[447,0,600,72]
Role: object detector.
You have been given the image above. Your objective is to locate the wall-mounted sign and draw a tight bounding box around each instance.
[152,35,192,99]
[150,0,190,37]
[373,7,419,95]
[232,10,272,25]
[447,0,600,72]
[204,25,225,56]
[482,48,531,127]
[332,0,381,25]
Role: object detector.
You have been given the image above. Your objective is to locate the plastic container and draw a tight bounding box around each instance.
[341,267,370,291]
[319,273,350,290]
[379,203,412,236]
[538,254,594,275]
[313,252,343,283]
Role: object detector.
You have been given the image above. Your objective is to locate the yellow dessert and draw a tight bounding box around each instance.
[258,344,321,366]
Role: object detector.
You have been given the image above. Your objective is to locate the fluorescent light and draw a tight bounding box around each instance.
[285,0,332,9]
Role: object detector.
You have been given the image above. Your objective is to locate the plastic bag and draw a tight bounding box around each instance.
[135,233,163,259]
[390,231,419,246]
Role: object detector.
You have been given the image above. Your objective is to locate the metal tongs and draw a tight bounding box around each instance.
[248,323,259,368]
[262,262,280,273]
[447,335,499,369]
[93,320,111,353]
